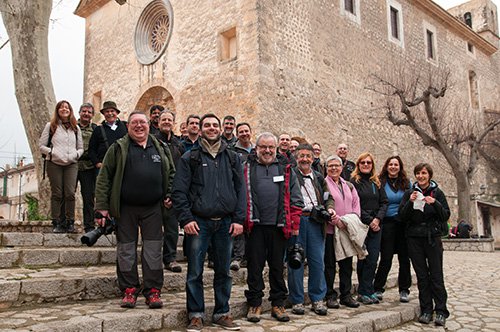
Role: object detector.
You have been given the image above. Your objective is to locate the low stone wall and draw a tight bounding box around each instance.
[0,220,83,233]
[442,238,495,252]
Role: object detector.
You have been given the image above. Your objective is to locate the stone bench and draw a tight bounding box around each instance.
[442,237,495,252]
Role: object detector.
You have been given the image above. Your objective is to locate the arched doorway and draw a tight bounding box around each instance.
[135,86,176,113]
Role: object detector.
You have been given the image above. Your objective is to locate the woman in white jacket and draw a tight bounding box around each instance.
[39,100,83,233]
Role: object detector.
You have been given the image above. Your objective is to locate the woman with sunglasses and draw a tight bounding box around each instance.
[374,156,412,303]
[350,152,388,305]
[399,163,450,327]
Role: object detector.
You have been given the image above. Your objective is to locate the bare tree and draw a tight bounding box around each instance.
[1,0,54,213]
[367,64,500,222]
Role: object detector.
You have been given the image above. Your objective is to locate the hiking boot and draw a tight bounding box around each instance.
[165,261,182,273]
[212,315,240,330]
[326,297,340,309]
[187,317,203,332]
[374,291,383,301]
[247,306,261,323]
[291,303,305,315]
[340,296,360,308]
[357,294,373,305]
[145,288,163,309]
[418,313,433,324]
[271,306,290,322]
[311,301,327,316]
[67,220,76,233]
[53,219,65,233]
[230,260,240,271]
[399,290,410,303]
[120,287,137,308]
[370,294,380,304]
[435,313,446,326]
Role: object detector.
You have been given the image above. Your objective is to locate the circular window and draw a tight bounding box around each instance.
[134,0,174,65]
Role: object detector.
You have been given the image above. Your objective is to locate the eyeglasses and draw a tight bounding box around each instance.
[129,120,148,126]
[257,145,276,150]
[359,161,373,165]
[327,164,342,168]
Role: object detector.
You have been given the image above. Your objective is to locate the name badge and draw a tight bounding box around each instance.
[273,175,284,182]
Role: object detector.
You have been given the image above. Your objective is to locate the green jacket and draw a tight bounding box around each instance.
[95,134,175,218]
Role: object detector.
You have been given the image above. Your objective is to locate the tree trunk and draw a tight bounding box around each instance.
[1,1,54,216]
[452,168,472,223]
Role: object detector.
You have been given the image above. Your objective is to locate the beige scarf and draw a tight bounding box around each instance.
[200,138,221,158]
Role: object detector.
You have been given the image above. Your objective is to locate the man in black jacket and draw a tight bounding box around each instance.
[172,113,246,332]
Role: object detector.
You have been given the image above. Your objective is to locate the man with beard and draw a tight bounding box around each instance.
[222,115,237,146]
[149,105,163,136]
[172,114,246,331]
[182,114,201,152]
[244,132,303,323]
[155,110,185,273]
[288,144,335,317]
[95,111,175,309]
[336,143,355,180]
[277,133,297,167]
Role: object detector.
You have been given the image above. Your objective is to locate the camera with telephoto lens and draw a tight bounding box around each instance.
[310,205,331,224]
[287,243,305,270]
[81,211,115,247]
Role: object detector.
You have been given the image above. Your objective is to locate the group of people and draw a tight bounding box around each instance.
[39,100,451,331]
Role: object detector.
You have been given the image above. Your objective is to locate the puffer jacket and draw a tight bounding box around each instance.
[39,122,83,166]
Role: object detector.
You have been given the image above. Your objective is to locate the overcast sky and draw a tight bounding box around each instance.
[0,0,498,167]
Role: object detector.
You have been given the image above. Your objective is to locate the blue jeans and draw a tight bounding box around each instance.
[185,216,233,320]
[288,216,326,304]
[357,228,382,296]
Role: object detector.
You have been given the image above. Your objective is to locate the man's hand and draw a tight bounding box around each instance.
[292,230,299,236]
[95,210,109,227]
[163,197,172,209]
[370,218,381,232]
[96,162,102,169]
[184,221,199,235]
[229,223,243,237]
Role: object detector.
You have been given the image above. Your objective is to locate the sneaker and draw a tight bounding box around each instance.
[212,315,240,330]
[399,290,410,303]
[340,296,360,308]
[187,317,203,332]
[374,291,383,301]
[357,294,373,305]
[120,287,137,308]
[165,261,182,273]
[370,294,380,304]
[247,306,261,323]
[271,306,290,322]
[326,297,340,309]
[291,303,305,315]
[230,260,240,271]
[418,313,433,324]
[435,313,446,326]
[311,301,328,316]
[145,288,163,309]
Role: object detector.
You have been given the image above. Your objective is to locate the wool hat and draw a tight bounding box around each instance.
[100,101,120,114]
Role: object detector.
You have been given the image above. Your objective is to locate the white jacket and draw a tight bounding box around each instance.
[39,122,83,166]
[334,213,369,261]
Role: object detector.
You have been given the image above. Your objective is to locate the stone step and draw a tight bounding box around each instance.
[0,247,185,269]
[0,282,419,331]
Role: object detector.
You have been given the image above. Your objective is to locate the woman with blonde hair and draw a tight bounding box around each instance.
[40,100,83,233]
[350,152,388,304]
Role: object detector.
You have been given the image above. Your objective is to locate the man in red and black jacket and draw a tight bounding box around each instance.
[243,132,303,324]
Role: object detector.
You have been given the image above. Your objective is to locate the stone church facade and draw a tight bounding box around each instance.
[75,0,499,236]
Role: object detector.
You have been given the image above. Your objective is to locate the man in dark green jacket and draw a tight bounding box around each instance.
[95,111,175,310]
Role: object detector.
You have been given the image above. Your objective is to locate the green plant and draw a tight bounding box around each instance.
[24,193,48,221]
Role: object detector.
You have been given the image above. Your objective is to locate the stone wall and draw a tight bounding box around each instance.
[442,238,495,251]
[0,220,84,234]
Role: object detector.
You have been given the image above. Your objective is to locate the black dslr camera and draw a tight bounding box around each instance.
[81,211,115,247]
[310,205,331,224]
[287,243,305,270]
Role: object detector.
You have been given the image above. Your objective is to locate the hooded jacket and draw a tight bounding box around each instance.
[243,153,304,239]
[399,180,450,238]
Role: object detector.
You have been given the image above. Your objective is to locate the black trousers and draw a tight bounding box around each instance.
[245,225,288,307]
[407,236,449,317]
[324,234,354,300]
[232,233,246,262]
[374,220,412,293]
[116,202,164,296]
[77,168,96,230]
[162,207,179,264]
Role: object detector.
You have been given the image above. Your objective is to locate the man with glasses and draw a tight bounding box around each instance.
[95,111,175,309]
[244,133,303,323]
[336,143,355,180]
